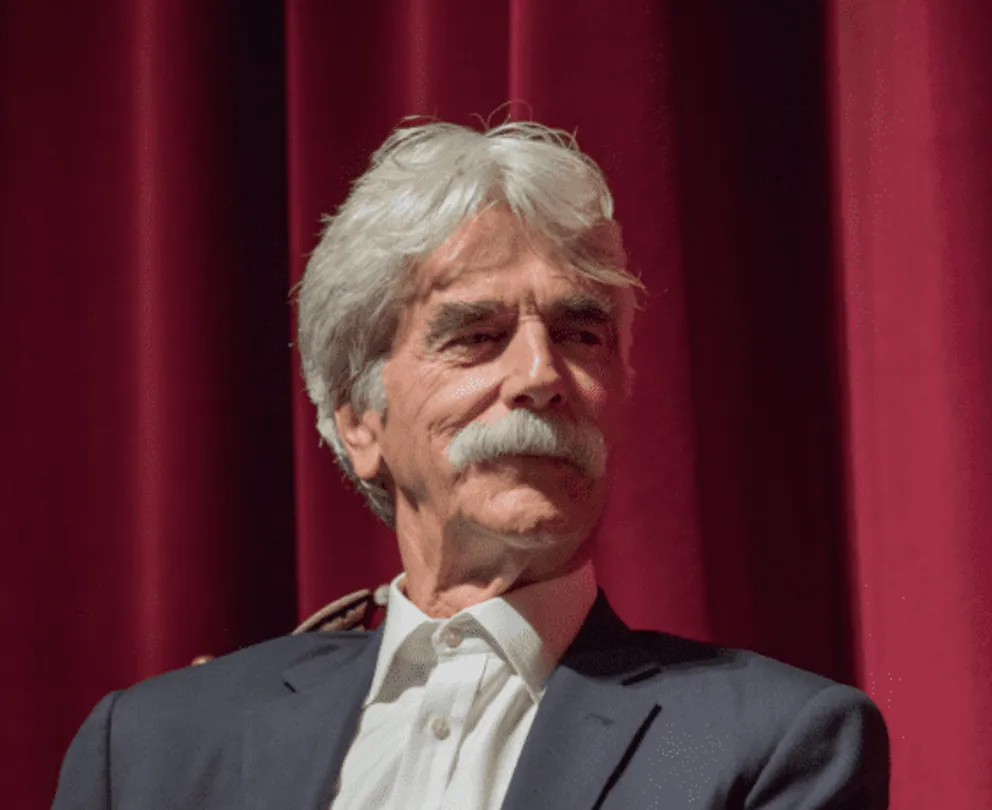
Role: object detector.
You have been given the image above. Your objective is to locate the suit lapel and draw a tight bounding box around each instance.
[239,595,660,810]
[241,632,382,810]
[500,594,662,810]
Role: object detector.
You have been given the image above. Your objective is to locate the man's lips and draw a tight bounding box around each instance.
[477,453,584,472]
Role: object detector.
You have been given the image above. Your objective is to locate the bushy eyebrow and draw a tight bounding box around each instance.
[425,300,506,347]
[547,293,615,326]
[424,292,617,348]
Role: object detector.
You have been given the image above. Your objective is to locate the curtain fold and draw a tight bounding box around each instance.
[1,2,296,807]
[829,2,992,806]
[2,1,989,807]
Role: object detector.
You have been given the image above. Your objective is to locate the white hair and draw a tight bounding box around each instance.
[295,118,643,524]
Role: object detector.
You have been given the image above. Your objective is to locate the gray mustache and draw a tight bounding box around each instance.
[447,410,606,478]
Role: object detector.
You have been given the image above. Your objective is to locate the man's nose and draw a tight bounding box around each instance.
[499,321,568,410]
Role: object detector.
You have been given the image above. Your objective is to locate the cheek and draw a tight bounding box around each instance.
[571,363,616,415]
[582,376,611,406]
[426,365,505,428]
[569,364,625,448]
[386,366,500,458]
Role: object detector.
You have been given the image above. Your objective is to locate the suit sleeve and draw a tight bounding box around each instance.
[745,684,890,809]
[51,692,122,810]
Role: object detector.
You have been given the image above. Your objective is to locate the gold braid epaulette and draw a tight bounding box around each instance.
[291,584,391,634]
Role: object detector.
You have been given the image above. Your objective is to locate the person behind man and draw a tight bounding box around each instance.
[53,120,890,809]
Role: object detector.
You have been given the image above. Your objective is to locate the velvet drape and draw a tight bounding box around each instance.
[2,2,989,808]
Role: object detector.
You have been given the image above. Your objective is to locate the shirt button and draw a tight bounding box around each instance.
[431,716,451,740]
[440,626,463,648]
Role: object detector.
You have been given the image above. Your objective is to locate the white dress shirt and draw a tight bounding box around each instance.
[331,560,597,810]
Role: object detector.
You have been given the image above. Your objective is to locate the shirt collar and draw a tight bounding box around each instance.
[365,559,597,706]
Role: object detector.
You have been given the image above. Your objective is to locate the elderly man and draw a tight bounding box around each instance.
[53,121,889,809]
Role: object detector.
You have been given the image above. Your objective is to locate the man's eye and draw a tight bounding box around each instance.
[565,329,605,346]
[451,332,504,347]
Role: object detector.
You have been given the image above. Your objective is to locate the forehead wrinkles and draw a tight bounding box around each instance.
[415,217,528,296]
[391,211,520,343]
[394,210,619,347]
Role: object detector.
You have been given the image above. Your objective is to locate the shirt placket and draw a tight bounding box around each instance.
[400,623,490,809]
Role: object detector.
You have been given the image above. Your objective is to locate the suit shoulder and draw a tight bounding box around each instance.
[617,629,882,772]
[117,630,373,713]
[626,628,870,719]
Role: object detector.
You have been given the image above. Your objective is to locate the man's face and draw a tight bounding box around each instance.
[355,207,628,569]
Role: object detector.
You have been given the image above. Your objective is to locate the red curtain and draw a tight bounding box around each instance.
[2,2,989,807]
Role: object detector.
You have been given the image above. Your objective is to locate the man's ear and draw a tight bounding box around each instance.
[334,403,385,481]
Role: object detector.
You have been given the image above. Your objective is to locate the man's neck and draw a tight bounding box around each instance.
[396,527,532,618]
[393,509,588,617]
[396,526,594,619]
[400,574,522,619]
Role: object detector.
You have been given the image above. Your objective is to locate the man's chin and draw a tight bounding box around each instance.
[454,515,572,559]
[462,488,593,541]
[450,462,605,539]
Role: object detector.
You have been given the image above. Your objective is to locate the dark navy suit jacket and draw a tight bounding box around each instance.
[52,592,889,809]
